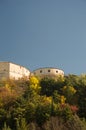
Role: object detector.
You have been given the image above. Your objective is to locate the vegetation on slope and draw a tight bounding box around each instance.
[0,74,86,130]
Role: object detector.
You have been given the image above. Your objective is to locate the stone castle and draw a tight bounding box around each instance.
[0,62,64,80]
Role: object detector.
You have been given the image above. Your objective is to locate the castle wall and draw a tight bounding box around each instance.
[0,62,9,79]
[0,62,30,80]
[9,63,30,79]
[32,67,64,78]
[0,62,64,80]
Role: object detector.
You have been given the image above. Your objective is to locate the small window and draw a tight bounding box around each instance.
[56,70,58,73]
[48,70,50,72]
[40,70,42,73]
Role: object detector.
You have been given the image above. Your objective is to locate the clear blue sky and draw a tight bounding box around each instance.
[0,0,86,75]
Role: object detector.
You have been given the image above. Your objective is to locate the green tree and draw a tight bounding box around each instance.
[77,75,86,118]
[35,96,52,125]
[25,102,36,122]
[62,86,76,104]
[0,109,7,129]
[16,118,29,130]
[40,77,55,96]
[2,123,11,130]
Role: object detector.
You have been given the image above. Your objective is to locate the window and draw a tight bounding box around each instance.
[56,70,58,73]
[48,70,50,72]
[40,70,42,73]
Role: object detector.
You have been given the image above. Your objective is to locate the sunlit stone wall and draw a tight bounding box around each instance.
[32,67,64,78]
[0,62,30,80]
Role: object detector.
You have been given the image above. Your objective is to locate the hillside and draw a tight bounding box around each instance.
[0,75,86,130]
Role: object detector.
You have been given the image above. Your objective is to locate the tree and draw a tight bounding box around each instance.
[2,123,11,130]
[40,77,55,96]
[35,96,52,126]
[62,86,76,104]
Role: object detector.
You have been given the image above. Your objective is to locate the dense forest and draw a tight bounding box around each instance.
[0,74,86,130]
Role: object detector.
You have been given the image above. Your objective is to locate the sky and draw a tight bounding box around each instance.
[0,0,86,75]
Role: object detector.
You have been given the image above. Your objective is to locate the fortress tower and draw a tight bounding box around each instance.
[32,67,64,78]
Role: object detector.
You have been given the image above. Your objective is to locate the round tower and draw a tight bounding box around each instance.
[32,67,64,78]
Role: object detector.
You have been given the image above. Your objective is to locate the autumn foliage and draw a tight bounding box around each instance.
[0,75,86,130]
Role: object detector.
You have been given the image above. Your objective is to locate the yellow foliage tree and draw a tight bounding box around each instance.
[62,86,76,104]
[63,86,76,94]
[40,96,52,105]
[29,76,41,93]
[60,95,66,104]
